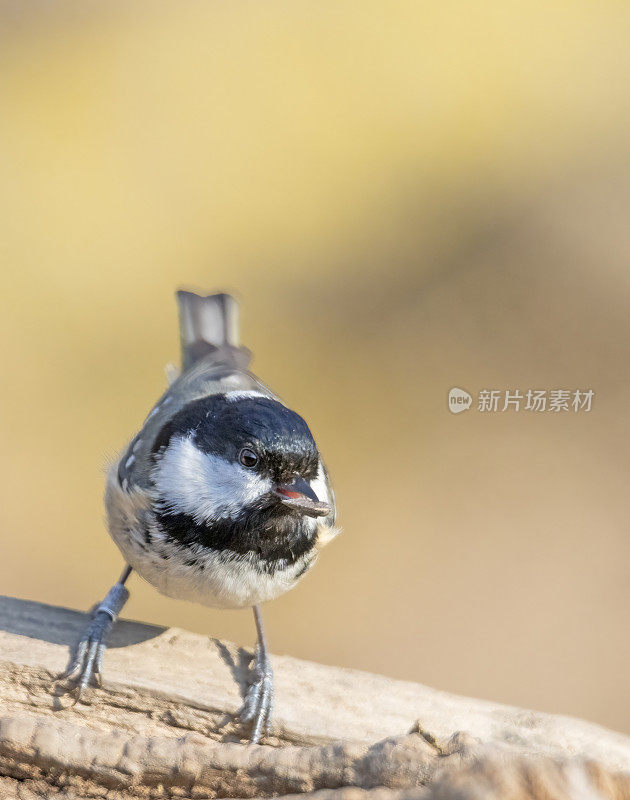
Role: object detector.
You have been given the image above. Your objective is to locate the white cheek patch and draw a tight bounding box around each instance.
[153,435,272,523]
[310,461,330,505]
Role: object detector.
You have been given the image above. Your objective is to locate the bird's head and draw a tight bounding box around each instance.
[150,392,332,532]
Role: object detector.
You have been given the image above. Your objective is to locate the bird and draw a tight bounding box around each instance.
[64,290,339,743]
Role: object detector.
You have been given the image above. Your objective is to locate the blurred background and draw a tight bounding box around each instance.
[1,1,629,735]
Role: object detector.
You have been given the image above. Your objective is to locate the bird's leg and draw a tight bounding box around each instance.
[239,604,274,743]
[63,565,132,701]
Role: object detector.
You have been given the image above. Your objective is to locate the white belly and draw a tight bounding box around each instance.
[121,536,314,609]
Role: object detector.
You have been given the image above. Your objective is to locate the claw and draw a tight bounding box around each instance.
[63,639,88,683]
[94,642,106,687]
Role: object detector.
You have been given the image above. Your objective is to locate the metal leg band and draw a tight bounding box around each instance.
[96,583,129,622]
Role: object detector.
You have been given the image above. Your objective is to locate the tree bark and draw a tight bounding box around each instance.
[0,596,628,799]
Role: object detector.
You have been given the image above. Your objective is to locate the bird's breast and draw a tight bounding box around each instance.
[105,465,325,608]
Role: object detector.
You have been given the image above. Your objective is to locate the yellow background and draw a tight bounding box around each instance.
[1,1,629,734]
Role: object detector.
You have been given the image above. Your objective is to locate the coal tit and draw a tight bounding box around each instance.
[64,291,339,743]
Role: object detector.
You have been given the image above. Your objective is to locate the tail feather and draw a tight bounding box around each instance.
[176,290,249,371]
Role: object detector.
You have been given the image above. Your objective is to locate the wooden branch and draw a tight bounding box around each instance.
[0,596,628,799]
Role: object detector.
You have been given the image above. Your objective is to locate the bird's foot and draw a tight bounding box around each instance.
[59,582,129,703]
[61,610,113,702]
[239,644,274,743]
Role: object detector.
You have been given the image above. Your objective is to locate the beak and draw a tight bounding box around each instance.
[274,477,331,518]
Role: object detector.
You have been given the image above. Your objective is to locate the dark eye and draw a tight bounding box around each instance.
[239,447,259,468]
